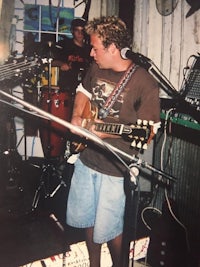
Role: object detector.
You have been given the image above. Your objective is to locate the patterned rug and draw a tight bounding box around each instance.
[20,237,149,267]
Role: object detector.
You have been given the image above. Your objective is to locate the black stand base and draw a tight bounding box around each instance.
[31,157,69,211]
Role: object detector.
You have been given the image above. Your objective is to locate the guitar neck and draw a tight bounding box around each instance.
[94,120,153,150]
[94,122,132,135]
[81,102,154,150]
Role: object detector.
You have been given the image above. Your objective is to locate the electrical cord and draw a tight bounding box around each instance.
[162,109,190,253]
[140,109,174,230]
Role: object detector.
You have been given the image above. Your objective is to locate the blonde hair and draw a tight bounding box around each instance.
[85,16,132,50]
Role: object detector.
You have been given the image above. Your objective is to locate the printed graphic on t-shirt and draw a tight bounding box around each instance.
[92,79,124,118]
[68,54,85,63]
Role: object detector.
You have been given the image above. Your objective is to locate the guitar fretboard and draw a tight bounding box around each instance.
[95,123,123,134]
[94,120,153,150]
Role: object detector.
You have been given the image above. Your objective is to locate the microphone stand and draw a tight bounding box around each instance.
[122,164,139,267]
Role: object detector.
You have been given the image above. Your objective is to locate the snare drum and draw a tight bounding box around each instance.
[39,87,72,157]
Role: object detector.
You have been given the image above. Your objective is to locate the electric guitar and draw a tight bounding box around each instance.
[71,101,156,153]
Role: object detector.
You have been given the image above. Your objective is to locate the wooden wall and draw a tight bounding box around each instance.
[0,0,15,64]
[133,0,200,96]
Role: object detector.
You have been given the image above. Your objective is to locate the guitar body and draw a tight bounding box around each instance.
[82,100,98,121]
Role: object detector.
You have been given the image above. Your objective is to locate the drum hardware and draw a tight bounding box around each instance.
[40,55,58,158]
[31,158,68,210]
[41,66,60,87]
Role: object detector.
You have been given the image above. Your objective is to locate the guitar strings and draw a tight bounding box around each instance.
[0,59,40,81]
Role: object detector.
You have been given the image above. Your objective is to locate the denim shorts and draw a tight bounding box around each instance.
[66,158,126,244]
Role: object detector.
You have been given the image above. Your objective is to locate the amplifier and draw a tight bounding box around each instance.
[160,97,200,130]
[160,106,200,146]
[160,110,200,131]
[181,55,200,111]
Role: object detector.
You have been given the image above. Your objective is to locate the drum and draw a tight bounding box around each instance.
[41,67,60,87]
[39,87,72,158]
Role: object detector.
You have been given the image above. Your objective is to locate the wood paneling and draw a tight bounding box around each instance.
[0,0,15,63]
[133,1,200,95]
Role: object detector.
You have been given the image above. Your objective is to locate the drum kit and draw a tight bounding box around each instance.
[0,42,75,211]
[29,43,75,210]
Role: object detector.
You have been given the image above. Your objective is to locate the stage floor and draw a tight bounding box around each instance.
[0,158,85,267]
[0,157,198,267]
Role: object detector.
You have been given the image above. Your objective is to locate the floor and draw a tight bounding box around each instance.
[0,152,199,267]
[0,155,85,267]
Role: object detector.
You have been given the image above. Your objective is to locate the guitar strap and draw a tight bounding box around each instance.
[98,63,139,119]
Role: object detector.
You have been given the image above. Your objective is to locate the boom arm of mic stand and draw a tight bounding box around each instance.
[132,155,176,182]
[0,90,176,183]
[137,55,178,97]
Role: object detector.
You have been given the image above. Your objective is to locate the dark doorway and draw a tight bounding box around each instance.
[119,0,135,37]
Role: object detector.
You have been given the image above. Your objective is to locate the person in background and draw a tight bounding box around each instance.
[44,18,92,158]
[52,18,92,97]
[66,16,160,267]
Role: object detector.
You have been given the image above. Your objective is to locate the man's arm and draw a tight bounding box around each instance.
[70,91,89,132]
[52,60,71,71]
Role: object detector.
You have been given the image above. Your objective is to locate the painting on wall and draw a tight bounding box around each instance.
[23,4,74,56]
[24,4,74,34]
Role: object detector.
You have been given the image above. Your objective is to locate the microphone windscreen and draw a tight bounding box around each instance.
[120,47,130,59]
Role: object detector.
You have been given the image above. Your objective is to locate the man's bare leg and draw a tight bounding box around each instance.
[85,227,101,267]
[107,234,123,267]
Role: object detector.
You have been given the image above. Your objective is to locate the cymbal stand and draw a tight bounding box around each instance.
[44,53,53,158]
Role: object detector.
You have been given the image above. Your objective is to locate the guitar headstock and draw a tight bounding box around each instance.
[127,119,155,150]
[0,55,42,85]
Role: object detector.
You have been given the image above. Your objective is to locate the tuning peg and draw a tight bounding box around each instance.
[137,141,142,148]
[143,120,148,125]
[149,120,154,125]
[131,140,136,147]
[143,143,148,150]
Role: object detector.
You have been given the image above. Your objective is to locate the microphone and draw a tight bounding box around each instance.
[120,47,151,70]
